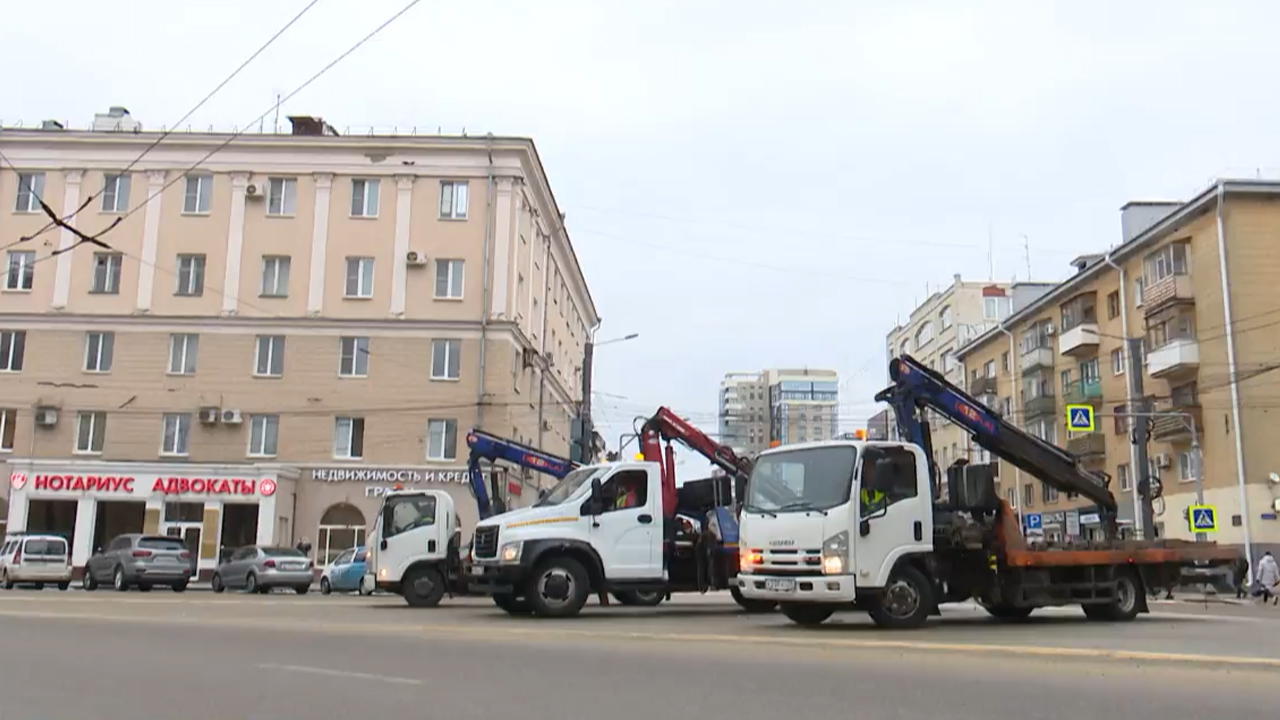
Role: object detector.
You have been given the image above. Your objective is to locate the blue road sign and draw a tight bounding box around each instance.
[1065,404,1096,432]
[1188,505,1218,532]
[1025,513,1043,530]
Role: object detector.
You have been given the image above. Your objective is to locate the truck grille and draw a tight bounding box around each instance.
[473,526,500,559]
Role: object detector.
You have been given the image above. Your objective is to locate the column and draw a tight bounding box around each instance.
[135,170,167,312]
[507,192,523,318]
[71,497,97,568]
[306,173,334,315]
[489,177,514,317]
[222,172,250,315]
[51,169,84,309]
[256,494,277,545]
[390,175,415,317]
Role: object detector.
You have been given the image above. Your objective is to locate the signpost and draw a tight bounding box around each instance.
[1188,504,1218,533]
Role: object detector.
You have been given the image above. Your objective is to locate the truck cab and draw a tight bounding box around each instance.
[737,440,934,614]
[468,460,667,617]
[364,488,461,606]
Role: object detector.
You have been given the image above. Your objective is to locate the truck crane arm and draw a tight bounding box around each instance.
[875,354,1117,515]
[465,430,576,520]
[640,407,753,519]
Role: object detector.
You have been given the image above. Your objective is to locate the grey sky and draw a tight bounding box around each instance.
[5,0,1279,473]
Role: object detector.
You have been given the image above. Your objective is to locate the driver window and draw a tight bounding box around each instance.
[601,470,648,513]
[384,495,438,538]
[860,446,919,516]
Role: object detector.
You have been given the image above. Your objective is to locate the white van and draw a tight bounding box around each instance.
[0,533,73,590]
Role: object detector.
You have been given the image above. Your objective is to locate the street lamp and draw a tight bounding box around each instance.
[578,333,639,462]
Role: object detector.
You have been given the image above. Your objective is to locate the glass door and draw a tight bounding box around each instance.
[164,524,201,578]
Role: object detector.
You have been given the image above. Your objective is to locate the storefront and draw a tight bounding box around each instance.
[5,460,299,580]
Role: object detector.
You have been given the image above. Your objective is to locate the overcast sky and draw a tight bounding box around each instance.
[5,0,1280,474]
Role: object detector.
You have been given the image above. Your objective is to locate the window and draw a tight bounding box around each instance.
[6,251,35,291]
[1020,321,1052,354]
[434,259,464,299]
[859,446,919,515]
[914,321,934,349]
[1170,381,1199,408]
[983,295,1011,320]
[940,306,953,329]
[1001,351,1010,373]
[176,254,206,296]
[1117,463,1132,492]
[431,339,461,380]
[260,256,290,297]
[1143,241,1189,285]
[1042,484,1059,503]
[75,411,106,454]
[84,331,114,372]
[318,503,368,564]
[339,336,370,377]
[168,333,198,375]
[1023,484,1035,508]
[182,174,212,214]
[1110,347,1125,375]
[254,335,285,377]
[439,181,469,219]
[266,177,297,216]
[248,414,279,457]
[1106,291,1120,320]
[1178,451,1195,481]
[91,253,122,294]
[1079,357,1099,382]
[383,495,436,539]
[102,173,130,213]
[1060,295,1097,331]
[1133,277,1145,307]
[334,417,365,459]
[344,257,374,298]
[983,360,995,378]
[0,330,25,371]
[1112,404,1129,435]
[0,408,16,451]
[942,351,959,374]
[14,173,45,212]
[427,419,458,460]
[600,469,649,512]
[350,178,380,217]
[161,413,192,456]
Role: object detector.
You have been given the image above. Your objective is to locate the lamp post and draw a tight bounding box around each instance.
[578,333,639,463]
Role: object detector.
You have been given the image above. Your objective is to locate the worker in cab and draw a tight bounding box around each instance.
[614,476,641,510]
[860,486,886,514]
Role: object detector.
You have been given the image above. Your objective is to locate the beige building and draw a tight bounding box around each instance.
[0,110,598,577]
[956,181,1280,558]
[719,368,839,455]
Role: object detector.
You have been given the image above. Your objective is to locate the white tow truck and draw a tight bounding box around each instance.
[362,488,463,606]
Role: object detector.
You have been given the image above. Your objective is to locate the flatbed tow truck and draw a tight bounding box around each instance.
[736,355,1237,628]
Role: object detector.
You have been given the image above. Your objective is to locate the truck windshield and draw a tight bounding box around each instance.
[745,446,858,513]
[536,466,604,507]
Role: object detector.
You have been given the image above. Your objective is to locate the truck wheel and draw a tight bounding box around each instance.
[1083,571,1141,622]
[980,602,1034,621]
[493,593,534,615]
[613,590,665,607]
[525,556,590,618]
[730,586,777,613]
[780,603,836,626]
[868,564,934,629]
[402,566,447,608]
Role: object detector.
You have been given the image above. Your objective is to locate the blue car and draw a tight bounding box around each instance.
[319,546,370,595]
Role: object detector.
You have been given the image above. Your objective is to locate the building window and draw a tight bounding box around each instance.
[434,259,464,299]
[939,305,953,329]
[254,335,285,377]
[1143,241,1190,286]
[161,413,192,456]
[1133,277,1144,307]
[1106,291,1120,320]
[339,336,370,377]
[91,253,123,294]
[344,257,375,298]
[14,173,45,213]
[334,417,365,459]
[439,181,469,219]
[1042,484,1059,503]
[317,503,366,567]
[168,333,199,375]
[266,177,297,216]
[1113,405,1128,435]
[102,173,130,213]
[914,321,934,349]
[182,174,212,214]
[248,414,280,457]
[983,360,995,378]
[75,411,106,454]
[1023,484,1035,508]
[1178,451,1195,481]
[427,419,458,460]
[176,254,206,296]
[1117,463,1131,492]
[1001,351,1010,373]
[350,178,380,217]
[431,339,461,380]
[261,255,290,297]
[983,295,1011,320]
[84,331,115,373]
[0,330,25,371]
[6,251,35,291]
[0,408,14,451]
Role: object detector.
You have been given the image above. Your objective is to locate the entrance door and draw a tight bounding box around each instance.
[165,525,201,578]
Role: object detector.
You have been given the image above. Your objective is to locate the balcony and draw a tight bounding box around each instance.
[1023,394,1056,418]
[1058,323,1100,356]
[1152,405,1203,441]
[1062,377,1103,406]
[1147,337,1200,378]
[970,375,997,396]
[1142,275,1194,317]
[1020,346,1055,372]
[1067,433,1106,458]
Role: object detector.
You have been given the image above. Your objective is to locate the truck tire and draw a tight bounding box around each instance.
[613,590,665,607]
[730,586,777,613]
[868,564,935,630]
[780,603,836,626]
[493,593,534,615]
[525,556,590,618]
[1083,570,1141,622]
[402,566,447,608]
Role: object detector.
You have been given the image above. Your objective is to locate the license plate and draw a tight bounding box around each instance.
[765,578,797,592]
[158,556,179,564]
[282,563,303,570]
[470,565,484,576]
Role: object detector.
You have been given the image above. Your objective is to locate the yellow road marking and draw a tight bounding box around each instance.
[0,606,1276,669]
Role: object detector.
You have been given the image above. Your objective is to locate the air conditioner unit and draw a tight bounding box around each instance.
[34,407,58,427]
[199,406,220,425]
[405,251,428,266]
[1154,453,1172,469]
[244,184,261,198]
[221,409,244,425]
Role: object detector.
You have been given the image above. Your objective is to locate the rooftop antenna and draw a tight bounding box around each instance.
[272,89,283,133]
[987,222,994,281]
[1020,234,1032,281]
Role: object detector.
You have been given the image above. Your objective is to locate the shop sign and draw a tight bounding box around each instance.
[310,467,475,485]
[8,472,276,497]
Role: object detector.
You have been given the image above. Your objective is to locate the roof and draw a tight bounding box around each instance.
[955,178,1280,359]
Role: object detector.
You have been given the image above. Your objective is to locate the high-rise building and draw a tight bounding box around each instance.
[719,368,839,455]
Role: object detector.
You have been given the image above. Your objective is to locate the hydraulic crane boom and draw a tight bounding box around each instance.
[874,355,1116,515]
[640,407,753,519]
[465,430,576,520]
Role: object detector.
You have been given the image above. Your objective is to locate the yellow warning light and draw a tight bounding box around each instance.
[633,453,645,461]
[769,440,782,448]
[854,429,867,440]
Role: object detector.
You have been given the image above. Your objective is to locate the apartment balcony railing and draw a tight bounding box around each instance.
[1147,337,1200,378]
[1066,433,1106,458]
[970,375,997,396]
[1142,275,1195,317]
[1152,405,1202,441]
[1062,377,1103,407]
[1058,323,1100,356]
[1023,394,1057,418]
[1020,346,1055,372]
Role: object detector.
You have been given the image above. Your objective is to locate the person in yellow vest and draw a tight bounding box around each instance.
[860,487,887,515]
[614,478,640,510]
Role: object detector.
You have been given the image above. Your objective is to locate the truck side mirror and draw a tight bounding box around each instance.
[587,477,605,516]
[538,487,548,502]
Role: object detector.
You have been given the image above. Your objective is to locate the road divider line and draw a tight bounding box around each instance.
[257,663,421,685]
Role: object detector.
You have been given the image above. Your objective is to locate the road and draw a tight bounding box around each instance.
[0,590,1277,720]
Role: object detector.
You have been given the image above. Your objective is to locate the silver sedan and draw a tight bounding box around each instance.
[211,546,314,594]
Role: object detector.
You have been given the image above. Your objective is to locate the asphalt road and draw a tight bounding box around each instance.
[1,590,1277,720]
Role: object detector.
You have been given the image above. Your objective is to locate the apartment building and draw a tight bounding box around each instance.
[717,368,840,454]
[718,372,766,454]
[956,181,1280,557]
[0,109,599,576]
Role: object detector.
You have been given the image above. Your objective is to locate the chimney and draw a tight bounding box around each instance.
[91,106,141,132]
[1119,201,1181,244]
[287,115,340,137]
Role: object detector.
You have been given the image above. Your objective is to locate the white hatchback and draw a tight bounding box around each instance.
[0,534,73,590]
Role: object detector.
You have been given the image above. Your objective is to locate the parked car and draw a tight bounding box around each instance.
[0,533,72,590]
[212,545,313,594]
[83,534,194,592]
[320,546,370,595]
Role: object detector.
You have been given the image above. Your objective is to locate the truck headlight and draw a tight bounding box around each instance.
[499,542,522,564]
[822,530,849,575]
[738,545,762,574]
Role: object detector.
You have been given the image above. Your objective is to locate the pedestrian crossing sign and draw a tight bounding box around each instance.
[1065,404,1095,432]
[1188,504,1218,532]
